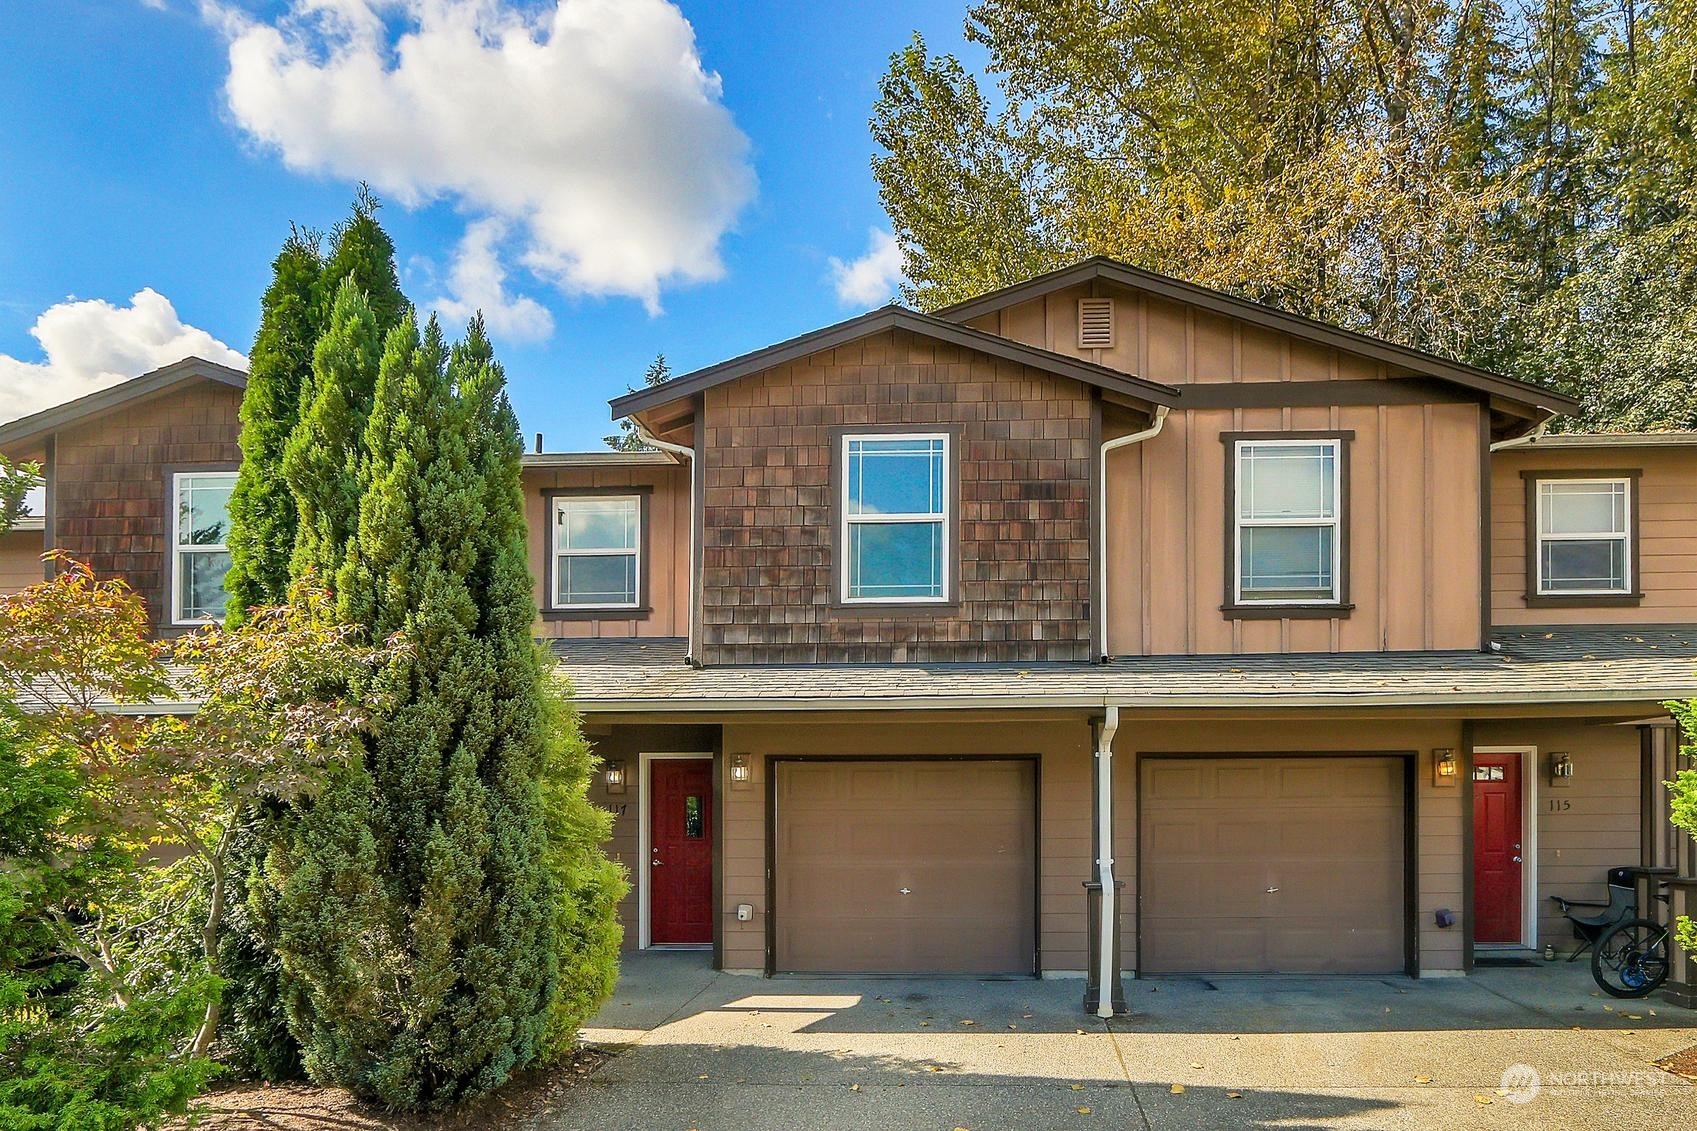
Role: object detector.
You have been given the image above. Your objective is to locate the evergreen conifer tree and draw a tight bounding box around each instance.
[225,232,323,619]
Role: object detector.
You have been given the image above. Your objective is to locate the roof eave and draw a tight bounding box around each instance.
[0,357,249,450]
[608,305,1181,422]
[935,257,1581,418]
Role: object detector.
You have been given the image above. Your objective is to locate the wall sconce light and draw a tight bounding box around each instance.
[604,759,626,795]
[1433,749,1458,786]
[1550,752,1575,780]
[729,753,752,785]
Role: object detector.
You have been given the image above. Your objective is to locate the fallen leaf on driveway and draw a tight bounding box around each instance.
[1008,1024,1018,1029]
[960,1019,976,1026]
[925,1065,943,1073]
[1071,1084,1085,1091]
[1414,1076,1432,1084]
[1226,1091,1243,1100]
[1075,1107,1091,1115]
[697,1074,708,1080]
[1475,1095,1493,1105]
[1170,1084,1185,1094]
[1627,1014,1643,1020]
[1189,1062,1203,1070]
[850,1083,861,1092]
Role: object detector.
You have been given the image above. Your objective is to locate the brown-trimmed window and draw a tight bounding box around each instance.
[1230,438,1344,606]
[551,493,642,609]
[1530,475,1635,598]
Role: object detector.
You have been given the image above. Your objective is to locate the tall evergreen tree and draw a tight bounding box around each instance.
[272,313,616,1109]
[603,353,672,450]
[225,232,323,620]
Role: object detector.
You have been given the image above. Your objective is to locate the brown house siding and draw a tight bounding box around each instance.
[48,382,243,632]
[697,327,1095,665]
[0,528,44,592]
[524,463,692,639]
[1492,446,1697,624]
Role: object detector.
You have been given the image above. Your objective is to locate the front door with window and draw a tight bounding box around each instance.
[1472,755,1524,944]
[650,759,713,946]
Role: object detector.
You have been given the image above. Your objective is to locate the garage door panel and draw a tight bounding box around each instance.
[775,759,1036,974]
[1141,756,1407,974]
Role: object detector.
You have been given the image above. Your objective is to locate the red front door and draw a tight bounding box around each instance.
[1472,754,1523,944]
[650,759,713,945]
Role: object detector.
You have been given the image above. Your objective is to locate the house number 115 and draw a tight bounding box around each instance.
[1548,799,1572,812]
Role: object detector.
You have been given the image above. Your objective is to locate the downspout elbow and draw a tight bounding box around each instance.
[1098,406,1169,662]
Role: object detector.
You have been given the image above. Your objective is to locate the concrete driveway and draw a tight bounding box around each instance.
[547,951,1696,1130]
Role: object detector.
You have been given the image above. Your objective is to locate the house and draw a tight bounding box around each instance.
[3,258,1694,1014]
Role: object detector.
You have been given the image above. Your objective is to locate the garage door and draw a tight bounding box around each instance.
[773,759,1036,974]
[1140,756,1407,974]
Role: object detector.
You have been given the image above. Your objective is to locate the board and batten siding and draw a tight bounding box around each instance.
[523,463,692,639]
[968,282,1487,656]
[1491,446,1697,625]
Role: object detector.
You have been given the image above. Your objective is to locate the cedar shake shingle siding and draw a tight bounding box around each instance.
[50,383,243,632]
[698,328,1095,665]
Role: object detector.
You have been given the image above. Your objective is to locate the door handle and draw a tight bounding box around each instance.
[651,858,663,866]
[1512,856,1522,863]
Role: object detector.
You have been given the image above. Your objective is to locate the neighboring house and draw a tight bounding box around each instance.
[3,258,1694,1012]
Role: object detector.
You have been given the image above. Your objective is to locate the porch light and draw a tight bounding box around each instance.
[1433,749,1458,785]
[1550,752,1575,779]
[730,754,752,785]
[604,759,627,795]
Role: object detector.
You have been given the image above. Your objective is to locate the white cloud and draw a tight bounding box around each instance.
[208,0,756,314]
[829,228,906,308]
[0,290,247,424]
[427,218,554,343]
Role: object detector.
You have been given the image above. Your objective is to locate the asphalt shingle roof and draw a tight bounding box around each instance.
[549,626,1697,712]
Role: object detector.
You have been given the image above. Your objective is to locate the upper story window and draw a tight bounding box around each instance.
[171,471,235,624]
[1231,437,1345,607]
[1534,477,1633,596]
[841,434,949,603]
[552,494,642,609]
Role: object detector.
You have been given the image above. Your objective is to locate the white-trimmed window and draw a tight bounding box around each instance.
[171,471,235,624]
[1535,478,1632,595]
[841,433,949,603]
[553,494,641,608]
[1233,439,1342,604]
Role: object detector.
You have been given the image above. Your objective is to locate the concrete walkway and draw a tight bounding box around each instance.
[543,951,1697,1130]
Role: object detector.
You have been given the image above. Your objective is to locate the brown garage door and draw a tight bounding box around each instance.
[1140,756,1407,974]
[773,758,1036,974]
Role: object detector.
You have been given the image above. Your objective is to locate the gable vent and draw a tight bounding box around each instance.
[1077,298,1115,350]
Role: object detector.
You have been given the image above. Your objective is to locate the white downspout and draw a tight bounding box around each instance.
[1098,406,1169,660]
[1095,705,1121,1018]
[1488,418,1551,452]
[633,418,697,665]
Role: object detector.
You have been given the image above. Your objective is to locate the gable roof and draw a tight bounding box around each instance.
[609,304,1182,421]
[0,357,248,451]
[934,257,1581,418]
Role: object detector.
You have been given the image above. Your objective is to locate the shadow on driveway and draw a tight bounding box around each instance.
[558,951,1697,1130]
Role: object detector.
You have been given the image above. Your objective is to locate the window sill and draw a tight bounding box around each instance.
[1221,603,1355,621]
[1522,593,1643,609]
[542,606,652,622]
[828,601,960,620]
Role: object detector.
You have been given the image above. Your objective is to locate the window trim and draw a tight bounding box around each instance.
[1220,431,1354,619]
[1520,469,1643,608]
[830,426,960,612]
[541,486,652,620]
[165,465,238,627]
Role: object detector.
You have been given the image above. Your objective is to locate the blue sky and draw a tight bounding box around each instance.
[0,0,977,450]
